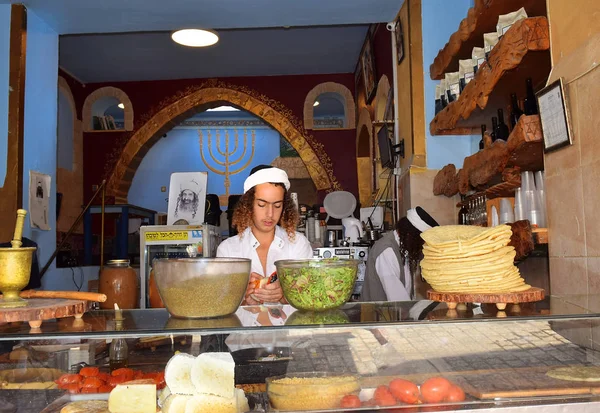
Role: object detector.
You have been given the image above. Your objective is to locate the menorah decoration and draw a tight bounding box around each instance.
[198,128,256,199]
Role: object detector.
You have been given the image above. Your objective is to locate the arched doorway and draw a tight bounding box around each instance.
[106,85,341,202]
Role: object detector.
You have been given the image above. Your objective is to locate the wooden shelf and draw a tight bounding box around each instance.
[430,17,550,136]
[452,114,543,205]
[532,227,548,244]
[430,0,548,80]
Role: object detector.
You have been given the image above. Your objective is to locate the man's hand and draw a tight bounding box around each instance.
[243,272,262,305]
[251,279,284,303]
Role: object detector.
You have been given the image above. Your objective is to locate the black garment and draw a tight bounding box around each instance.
[0,237,42,289]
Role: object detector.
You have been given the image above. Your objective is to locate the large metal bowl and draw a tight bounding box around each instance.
[152,257,251,319]
[275,258,359,312]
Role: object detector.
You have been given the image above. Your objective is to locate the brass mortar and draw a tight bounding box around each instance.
[0,209,35,308]
[0,247,35,308]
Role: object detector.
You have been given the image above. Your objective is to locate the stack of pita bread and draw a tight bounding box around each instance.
[420,224,530,293]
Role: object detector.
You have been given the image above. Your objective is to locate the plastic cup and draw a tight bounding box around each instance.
[534,171,545,192]
[499,198,514,224]
[521,171,535,192]
[514,188,526,221]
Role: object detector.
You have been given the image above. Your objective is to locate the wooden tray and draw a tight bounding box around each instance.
[427,287,545,311]
[0,298,91,329]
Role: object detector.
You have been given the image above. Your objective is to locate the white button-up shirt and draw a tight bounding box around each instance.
[375,230,412,301]
[216,226,313,276]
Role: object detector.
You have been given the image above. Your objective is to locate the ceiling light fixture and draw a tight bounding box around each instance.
[313,101,320,107]
[172,29,219,47]
[118,103,125,109]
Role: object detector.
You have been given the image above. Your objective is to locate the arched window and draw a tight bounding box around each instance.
[303,82,355,129]
[82,86,134,131]
[313,92,346,129]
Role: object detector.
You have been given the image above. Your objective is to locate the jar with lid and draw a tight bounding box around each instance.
[99,259,139,309]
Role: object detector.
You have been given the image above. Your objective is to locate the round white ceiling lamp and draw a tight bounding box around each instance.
[172,29,219,47]
[313,101,320,107]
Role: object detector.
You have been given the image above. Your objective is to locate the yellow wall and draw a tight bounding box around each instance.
[544,0,600,297]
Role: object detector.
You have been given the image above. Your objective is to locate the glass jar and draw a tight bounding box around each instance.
[99,259,139,309]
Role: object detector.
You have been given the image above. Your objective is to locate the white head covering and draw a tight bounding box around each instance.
[243,167,290,193]
[407,208,433,233]
[180,179,200,194]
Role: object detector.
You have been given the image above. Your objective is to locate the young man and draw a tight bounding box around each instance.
[217,165,313,304]
[361,206,439,302]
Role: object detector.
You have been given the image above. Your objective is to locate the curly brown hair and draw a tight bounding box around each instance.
[396,217,424,276]
[232,183,299,240]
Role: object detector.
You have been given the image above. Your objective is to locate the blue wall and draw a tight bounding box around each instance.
[422,0,479,169]
[20,11,60,289]
[0,5,10,186]
[57,88,74,170]
[129,127,282,213]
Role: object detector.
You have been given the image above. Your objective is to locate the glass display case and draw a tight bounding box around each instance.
[3,296,600,412]
[139,224,221,308]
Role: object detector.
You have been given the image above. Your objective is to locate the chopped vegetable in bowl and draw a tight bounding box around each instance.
[275,258,359,311]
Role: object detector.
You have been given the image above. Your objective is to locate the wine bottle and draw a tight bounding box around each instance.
[496,109,510,141]
[479,124,486,150]
[510,93,524,129]
[524,78,538,115]
[491,117,498,142]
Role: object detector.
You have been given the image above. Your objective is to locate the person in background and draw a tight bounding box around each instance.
[217,165,313,305]
[361,206,439,302]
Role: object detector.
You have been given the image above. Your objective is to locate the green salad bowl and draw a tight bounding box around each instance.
[275,258,359,312]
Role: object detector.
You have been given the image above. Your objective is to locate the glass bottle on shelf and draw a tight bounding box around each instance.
[458,195,468,224]
[510,93,524,129]
[109,309,128,372]
[479,125,486,150]
[496,109,510,141]
[524,78,538,115]
[490,117,498,142]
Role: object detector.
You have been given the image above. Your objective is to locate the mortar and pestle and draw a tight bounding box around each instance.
[0,209,36,308]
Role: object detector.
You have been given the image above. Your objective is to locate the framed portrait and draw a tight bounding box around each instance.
[361,37,377,103]
[395,18,405,64]
[167,172,208,225]
[536,77,573,153]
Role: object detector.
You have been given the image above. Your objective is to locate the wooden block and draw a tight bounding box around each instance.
[433,164,459,197]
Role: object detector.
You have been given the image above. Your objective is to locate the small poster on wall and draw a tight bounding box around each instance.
[29,171,51,230]
[167,172,208,225]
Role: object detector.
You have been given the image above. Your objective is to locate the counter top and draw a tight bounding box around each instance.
[0,294,598,340]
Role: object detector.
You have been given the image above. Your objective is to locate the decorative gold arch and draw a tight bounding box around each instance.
[105,80,341,202]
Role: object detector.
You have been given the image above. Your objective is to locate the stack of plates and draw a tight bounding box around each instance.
[420,225,530,293]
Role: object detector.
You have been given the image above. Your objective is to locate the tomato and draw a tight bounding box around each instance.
[82,377,104,388]
[374,385,397,406]
[339,394,361,409]
[420,377,452,404]
[62,383,80,394]
[108,375,129,386]
[389,378,419,404]
[80,386,99,394]
[111,368,134,377]
[56,373,82,385]
[79,367,99,377]
[446,385,466,402]
[97,372,111,383]
[98,385,114,393]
